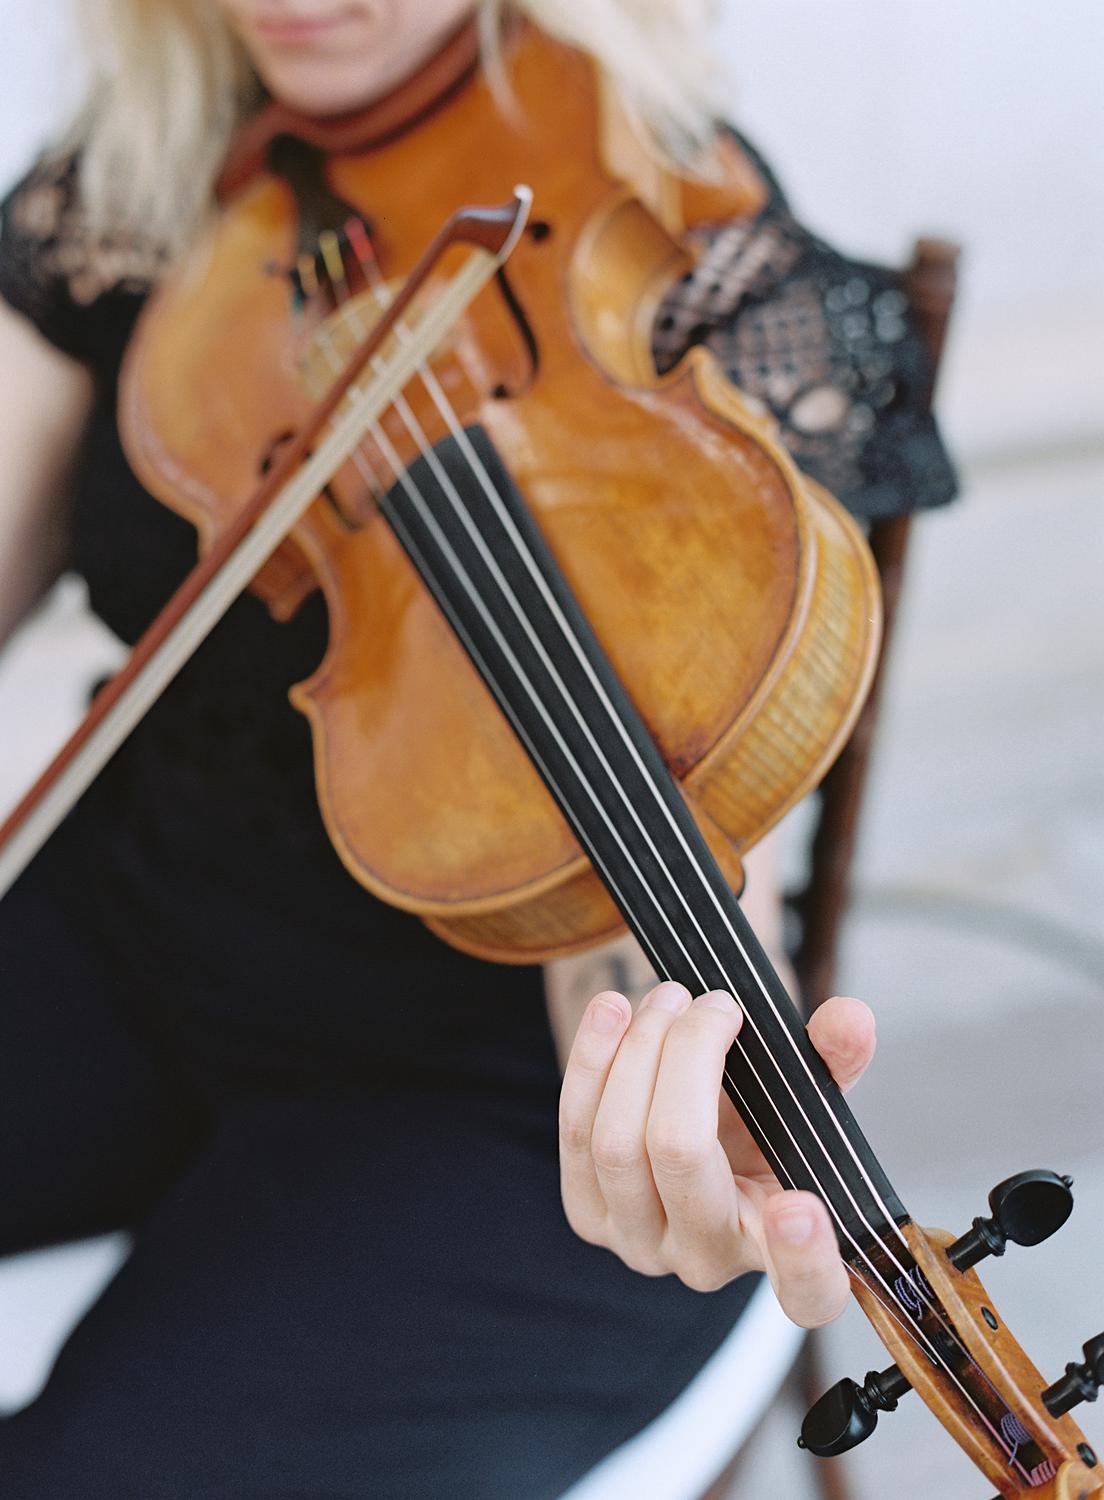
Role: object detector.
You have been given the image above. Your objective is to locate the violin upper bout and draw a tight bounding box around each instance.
[567,189,693,388]
[595,65,768,236]
[118,171,323,619]
[565,192,793,453]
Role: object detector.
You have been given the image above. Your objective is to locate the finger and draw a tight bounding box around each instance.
[713,1059,778,1180]
[590,982,692,1257]
[761,1189,850,1328]
[645,991,746,1284]
[558,990,632,1240]
[717,1089,757,1168]
[806,996,876,1094]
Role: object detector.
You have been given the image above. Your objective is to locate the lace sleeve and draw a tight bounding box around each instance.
[0,153,167,367]
[651,133,959,521]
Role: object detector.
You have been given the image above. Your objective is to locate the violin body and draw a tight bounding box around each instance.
[119,25,879,962]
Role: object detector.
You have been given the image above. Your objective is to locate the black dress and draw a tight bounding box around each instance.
[0,144,954,1500]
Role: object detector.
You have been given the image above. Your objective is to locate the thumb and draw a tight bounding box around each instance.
[761,1190,850,1328]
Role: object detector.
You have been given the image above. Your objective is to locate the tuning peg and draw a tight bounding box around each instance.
[946,1170,1074,1272]
[1041,1332,1104,1418]
[798,1364,911,1456]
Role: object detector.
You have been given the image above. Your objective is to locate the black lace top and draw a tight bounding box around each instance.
[653,132,957,519]
[0,140,956,1086]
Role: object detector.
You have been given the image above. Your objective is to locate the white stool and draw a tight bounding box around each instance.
[0,1234,129,1414]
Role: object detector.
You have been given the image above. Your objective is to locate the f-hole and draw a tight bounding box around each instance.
[258,429,363,532]
[490,265,540,399]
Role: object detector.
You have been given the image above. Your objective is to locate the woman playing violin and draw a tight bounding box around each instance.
[0,1,954,1494]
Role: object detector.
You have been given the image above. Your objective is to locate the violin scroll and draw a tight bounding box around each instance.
[806,1191,1102,1497]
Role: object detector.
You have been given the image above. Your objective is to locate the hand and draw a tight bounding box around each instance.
[558,982,876,1327]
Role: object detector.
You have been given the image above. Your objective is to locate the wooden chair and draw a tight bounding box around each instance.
[793,237,962,1012]
[708,236,962,1500]
[566,237,961,1500]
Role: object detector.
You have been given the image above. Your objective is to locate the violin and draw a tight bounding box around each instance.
[0,19,1099,1495]
[111,20,881,964]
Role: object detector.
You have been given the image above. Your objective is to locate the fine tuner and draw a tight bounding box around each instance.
[800,1169,1101,1483]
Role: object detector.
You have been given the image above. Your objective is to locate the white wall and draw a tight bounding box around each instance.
[0,0,82,188]
[1,0,1101,460]
[717,0,1104,461]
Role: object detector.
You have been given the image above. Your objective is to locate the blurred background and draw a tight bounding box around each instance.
[1,1,1102,1495]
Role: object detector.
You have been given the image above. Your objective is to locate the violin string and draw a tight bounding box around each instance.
[311,247,956,1357]
[304,248,1025,1460]
[335,396,1047,1486]
[333,449,982,1420]
[352,400,1030,1466]
[372,505,984,1436]
[313,264,848,1198]
[355,289,924,1254]
[331,243,906,1229]
[344,223,1050,1472]
[415,382,914,1240]
[334,252,916,1249]
[307,283,841,1209]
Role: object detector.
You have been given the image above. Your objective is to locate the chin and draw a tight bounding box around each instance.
[257,58,400,117]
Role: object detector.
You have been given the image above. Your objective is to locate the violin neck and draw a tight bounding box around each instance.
[377,426,908,1250]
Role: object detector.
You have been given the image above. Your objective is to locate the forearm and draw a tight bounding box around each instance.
[544,931,658,1070]
[0,301,91,651]
[543,832,792,1069]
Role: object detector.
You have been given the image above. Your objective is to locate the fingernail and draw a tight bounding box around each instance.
[775,1207,815,1246]
[640,982,690,1014]
[696,990,738,1014]
[588,998,624,1034]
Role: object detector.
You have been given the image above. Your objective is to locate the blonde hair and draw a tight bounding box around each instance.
[73,0,729,251]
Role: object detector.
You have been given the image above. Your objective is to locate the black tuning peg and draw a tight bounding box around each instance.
[1042,1332,1104,1418]
[798,1364,911,1456]
[946,1170,1074,1272]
